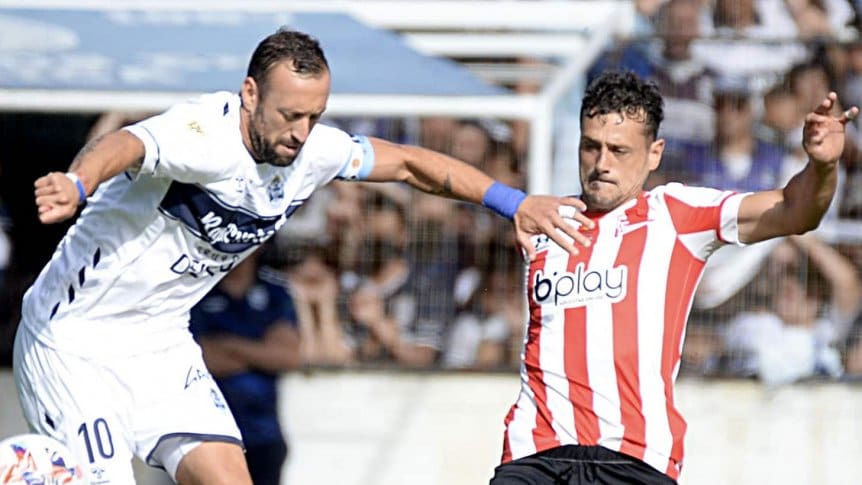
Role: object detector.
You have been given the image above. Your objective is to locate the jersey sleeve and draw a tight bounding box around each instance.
[299,124,376,186]
[123,93,236,184]
[660,183,751,257]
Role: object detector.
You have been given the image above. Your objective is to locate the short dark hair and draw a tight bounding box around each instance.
[581,71,664,141]
[247,29,329,90]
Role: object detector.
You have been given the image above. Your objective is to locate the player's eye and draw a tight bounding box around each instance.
[580,139,599,151]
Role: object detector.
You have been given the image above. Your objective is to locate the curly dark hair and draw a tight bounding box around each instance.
[581,70,664,141]
[247,28,329,92]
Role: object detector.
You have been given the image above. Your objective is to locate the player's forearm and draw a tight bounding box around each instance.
[368,137,493,204]
[403,145,494,203]
[780,159,838,234]
[68,130,145,197]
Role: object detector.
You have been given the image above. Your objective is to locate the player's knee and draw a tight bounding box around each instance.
[162,439,251,485]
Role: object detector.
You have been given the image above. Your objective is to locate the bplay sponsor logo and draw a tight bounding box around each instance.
[532,262,627,307]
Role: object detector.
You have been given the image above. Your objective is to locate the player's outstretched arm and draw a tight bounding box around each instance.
[34,130,145,224]
[363,137,592,259]
[737,92,858,244]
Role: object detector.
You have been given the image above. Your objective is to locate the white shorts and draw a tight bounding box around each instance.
[12,324,243,484]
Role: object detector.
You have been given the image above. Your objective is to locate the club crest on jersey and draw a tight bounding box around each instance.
[267,175,285,203]
[533,235,552,253]
[532,262,627,307]
[187,120,204,135]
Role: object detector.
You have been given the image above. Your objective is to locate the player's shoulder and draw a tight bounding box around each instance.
[307,121,351,147]
[649,182,739,208]
[158,91,237,128]
[649,181,723,198]
[143,91,238,149]
[295,122,358,175]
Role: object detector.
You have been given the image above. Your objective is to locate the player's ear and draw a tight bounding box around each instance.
[648,138,664,171]
[241,77,259,111]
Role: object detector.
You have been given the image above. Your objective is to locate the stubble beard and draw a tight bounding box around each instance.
[248,111,295,167]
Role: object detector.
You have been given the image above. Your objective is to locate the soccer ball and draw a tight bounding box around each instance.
[0,433,85,484]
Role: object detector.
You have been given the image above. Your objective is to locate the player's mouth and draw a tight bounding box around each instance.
[278,144,300,156]
[588,178,615,188]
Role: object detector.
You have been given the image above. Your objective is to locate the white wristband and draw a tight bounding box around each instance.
[64,172,87,205]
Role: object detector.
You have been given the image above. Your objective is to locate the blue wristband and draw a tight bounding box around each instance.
[482,181,527,220]
[64,172,87,205]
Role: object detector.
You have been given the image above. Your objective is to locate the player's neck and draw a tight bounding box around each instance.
[239,108,255,159]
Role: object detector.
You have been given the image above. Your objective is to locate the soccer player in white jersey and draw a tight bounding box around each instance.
[490,71,857,485]
[12,30,594,485]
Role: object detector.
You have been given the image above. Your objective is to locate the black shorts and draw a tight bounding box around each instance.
[489,445,678,485]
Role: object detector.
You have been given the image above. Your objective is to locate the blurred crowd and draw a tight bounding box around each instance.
[603,0,862,384]
[1,0,862,385]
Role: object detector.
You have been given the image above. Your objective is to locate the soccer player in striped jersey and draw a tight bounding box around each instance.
[491,70,857,484]
[13,29,592,485]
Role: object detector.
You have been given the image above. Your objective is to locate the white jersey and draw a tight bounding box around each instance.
[20,92,372,358]
[501,184,747,481]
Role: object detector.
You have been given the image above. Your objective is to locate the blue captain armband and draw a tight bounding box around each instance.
[482,182,527,220]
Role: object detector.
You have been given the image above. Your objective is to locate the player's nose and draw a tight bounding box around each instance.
[291,117,313,143]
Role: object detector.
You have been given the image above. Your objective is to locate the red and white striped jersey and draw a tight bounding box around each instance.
[501,183,748,480]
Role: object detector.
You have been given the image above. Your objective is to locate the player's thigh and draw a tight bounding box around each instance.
[12,327,136,484]
[130,339,243,478]
[173,440,251,485]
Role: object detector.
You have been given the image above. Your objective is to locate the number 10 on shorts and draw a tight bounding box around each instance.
[77,418,115,463]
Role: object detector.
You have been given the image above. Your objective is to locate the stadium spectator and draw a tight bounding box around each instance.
[691,76,797,311]
[632,0,666,36]
[490,70,855,484]
[13,29,589,485]
[190,247,301,485]
[442,241,524,370]
[483,138,526,191]
[692,0,807,77]
[345,199,454,367]
[451,121,493,168]
[723,233,862,385]
[281,239,353,367]
[692,75,787,191]
[784,0,856,40]
[651,0,715,148]
[787,61,857,217]
[843,41,862,109]
[590,0,716,186]
[756,82,802,148]
[838,42,862,217]
[418,116,458,154]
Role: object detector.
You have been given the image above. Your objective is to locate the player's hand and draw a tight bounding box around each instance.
[34,172,81,224]
[802,91,858,166]
[514,195,594,261]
